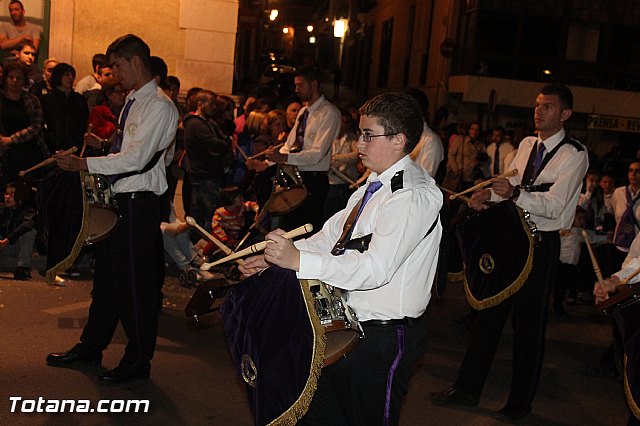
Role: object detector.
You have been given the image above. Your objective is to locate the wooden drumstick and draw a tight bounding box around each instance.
[200,223,313,271]
[247,143,284,160]
[185,217,243,266]
[448,169,518,200]
[330,167,356,186]
[581,230,605,286]
[19,146,78,177]
[438,185,472,204]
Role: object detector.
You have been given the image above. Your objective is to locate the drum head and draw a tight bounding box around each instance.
[86,206,119,245]
[323,329,359,367]
[268,187,308,215]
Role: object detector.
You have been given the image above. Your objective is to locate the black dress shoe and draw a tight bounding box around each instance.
[493,405,531,423]
[430,388,479,407]
[98,364,150,384]
[46,345,102,366]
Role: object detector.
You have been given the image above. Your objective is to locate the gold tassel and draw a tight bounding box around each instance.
[45,171,90,285]
[623,355,640,421]
[463,206,535,310]
[268,279,326,425]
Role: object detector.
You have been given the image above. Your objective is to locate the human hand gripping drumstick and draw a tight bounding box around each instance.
[201,223,313,271]
[19,146,78,177]
[448,169,518,200]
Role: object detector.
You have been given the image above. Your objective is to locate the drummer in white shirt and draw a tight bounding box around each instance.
[241,92,443,426]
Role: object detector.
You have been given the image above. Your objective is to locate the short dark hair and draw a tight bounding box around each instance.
[220,186,241,207]
[16,39,35,53]
[149,56,168,85]
[405,88,429,117]
[359,92,424,153]
[91,53,107,71]
[106,34,151,70]
[3,62,28,86]
[100,76,122,97]
[160,75,180,90]
[9,1,24,10]
[540,83,573,110]
[294,66,319,84]
[193,89,215,112]
[50,63,75,88]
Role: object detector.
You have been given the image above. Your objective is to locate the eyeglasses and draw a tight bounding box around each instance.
[629,168,640,173]
[356,130,398,143]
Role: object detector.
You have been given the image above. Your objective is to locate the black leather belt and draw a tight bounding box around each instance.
[360,316,421,327]
[115,191,156,200]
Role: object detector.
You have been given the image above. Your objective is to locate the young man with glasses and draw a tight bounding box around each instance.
[242,92,443,425]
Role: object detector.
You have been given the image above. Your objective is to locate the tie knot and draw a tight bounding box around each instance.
[366,180,382,195]
[537,142,546,155]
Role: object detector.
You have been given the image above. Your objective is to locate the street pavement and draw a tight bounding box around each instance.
[0,254,630,425]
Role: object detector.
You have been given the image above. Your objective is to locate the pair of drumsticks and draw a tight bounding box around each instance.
[185,216,313,271]
[582,230,640,289]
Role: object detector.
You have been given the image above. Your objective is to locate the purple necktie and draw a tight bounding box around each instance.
[331,180,383,256]
[532,142,546,177]
[110,98,135,154]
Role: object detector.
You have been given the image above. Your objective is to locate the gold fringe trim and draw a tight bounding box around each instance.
[463,206,534,310]
[45,171,90,285]
[623,354,640,420]
[268,279,326,426]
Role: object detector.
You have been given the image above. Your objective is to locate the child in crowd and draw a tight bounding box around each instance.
[207,186,259,252]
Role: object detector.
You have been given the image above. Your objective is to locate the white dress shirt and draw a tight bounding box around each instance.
[411,122,444,178]
[328,135,359,185]
[87,79,179,195]
[611,185,640,252]
[486,141,515,175]
[280,95,341,172]
[613,232,640,284]
[294,155,443,321]
[490,128,589,231]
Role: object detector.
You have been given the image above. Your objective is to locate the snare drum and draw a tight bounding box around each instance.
[267,164,308,215]
[305,279,361,366]
[82,173,119,245]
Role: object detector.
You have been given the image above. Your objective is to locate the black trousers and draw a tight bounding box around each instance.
[454,231,560,409]
[79,193,165,368]
[279,171,329,235]
[300,317,428,426]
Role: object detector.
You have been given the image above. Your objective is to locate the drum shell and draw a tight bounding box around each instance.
[267,165,308,215]
[83,173,119,245]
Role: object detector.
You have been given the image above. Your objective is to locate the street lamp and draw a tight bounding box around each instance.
[333,19,347,38]
[269,9,278,21]
[307,25,314,32]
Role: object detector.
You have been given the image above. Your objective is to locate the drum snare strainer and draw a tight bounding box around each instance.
[306,280,361,366]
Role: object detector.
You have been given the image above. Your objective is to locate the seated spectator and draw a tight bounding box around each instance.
[0,183,36,280]
[75,53,106,94]
[210,186,258,248]
[0,1,42,53]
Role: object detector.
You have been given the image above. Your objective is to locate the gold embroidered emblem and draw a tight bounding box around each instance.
[127,123,138,136]
[479,253,495,274]
[241,354,257,387]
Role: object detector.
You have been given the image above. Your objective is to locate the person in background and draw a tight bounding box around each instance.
[31,57,57,99]
[86,76,127,146]
[0,1,42,53]
[0,183,36,280]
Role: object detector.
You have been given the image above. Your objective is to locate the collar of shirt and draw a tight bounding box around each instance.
[124,78,157,104]
[366,155,412,189]
[538,127,566,152]
[306,94,327,115]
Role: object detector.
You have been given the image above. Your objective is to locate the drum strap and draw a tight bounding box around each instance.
[523,136,584,186]
[110,149,166,184]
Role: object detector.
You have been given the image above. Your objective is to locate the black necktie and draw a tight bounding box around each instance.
[493,144,500,175]
[291,108,309,153]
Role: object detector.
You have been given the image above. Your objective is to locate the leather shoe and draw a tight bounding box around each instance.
[430,388,479,407]
[493,405,531,423]
[46,345,102,366]
[98,364,150,384]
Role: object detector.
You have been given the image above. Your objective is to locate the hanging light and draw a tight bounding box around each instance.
[333,19,347,38]
[309,36,316,44]
[307,25,314,32]
[269,10,278,21]
[282,27,289,34]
